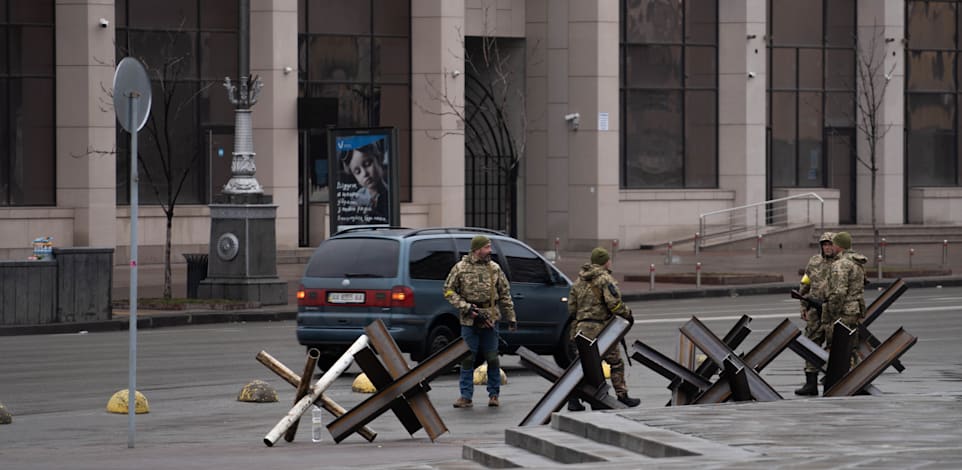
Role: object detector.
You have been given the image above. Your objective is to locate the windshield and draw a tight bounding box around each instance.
[304,238,400,278]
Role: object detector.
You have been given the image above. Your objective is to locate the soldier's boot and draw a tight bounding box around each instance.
[617,393,641,407]
[794,372,819,396]
[567,397,585,412]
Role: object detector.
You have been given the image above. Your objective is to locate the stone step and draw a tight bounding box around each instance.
[503,425,653,464]
[550,411,755,464]
[462,441,562,468]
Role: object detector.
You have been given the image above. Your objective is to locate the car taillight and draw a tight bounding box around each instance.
[390,285,415,308]
[298,287,326,307]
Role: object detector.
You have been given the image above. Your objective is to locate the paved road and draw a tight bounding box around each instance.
[1,287,959,469]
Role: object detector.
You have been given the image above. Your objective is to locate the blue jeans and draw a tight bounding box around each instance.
[459,325,501,399]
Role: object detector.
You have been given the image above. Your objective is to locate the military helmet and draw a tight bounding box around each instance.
[819,231,836,244]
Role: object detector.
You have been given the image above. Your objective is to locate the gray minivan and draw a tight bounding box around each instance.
[296,227,574,370]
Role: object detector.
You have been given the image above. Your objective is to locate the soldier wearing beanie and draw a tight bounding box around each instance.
[824,231,868,369]
[793,231,837,396]
[565,246,640,411]
[443,235,517,408]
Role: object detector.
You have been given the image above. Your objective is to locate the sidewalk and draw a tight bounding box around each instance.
[3,242,960,336]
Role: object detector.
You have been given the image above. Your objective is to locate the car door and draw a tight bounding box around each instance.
[494,239,570,350]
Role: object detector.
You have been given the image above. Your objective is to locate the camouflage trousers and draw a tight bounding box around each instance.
[569,320,628,397]
[803,306,824,373]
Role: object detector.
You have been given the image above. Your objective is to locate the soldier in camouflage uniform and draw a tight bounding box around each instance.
[823,231,868,369]
[794,231,836,396]
[443,235,517,408]
[565,247,640,411]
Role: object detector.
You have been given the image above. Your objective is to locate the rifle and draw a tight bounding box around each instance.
[790,289,823,310]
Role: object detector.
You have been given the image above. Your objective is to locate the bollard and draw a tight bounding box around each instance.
[877,254,883,281]
[880,238,887,261]
[694,232,700,255]
[665,241,673,265]
[943,240,949,268]
[695,262,702,288]
[755,235,763,258]
[554,237,561,261]
[649,264,656,291]
[909,248,915,269]
[612,239,619,263]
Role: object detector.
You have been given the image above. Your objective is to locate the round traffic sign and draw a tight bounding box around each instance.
[113,57,152,133]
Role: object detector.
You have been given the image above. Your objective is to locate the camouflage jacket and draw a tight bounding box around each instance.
[825,250,868,319]
[443,253,516,326]
[568,263,632,324]
[799,252,835,314]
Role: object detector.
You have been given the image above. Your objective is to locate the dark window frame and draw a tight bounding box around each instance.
[0,1,56,206]
[766,0,857,189]
[115,0,238,206]
[298,0,412,202]
[904,0,962,188]
[619,0,719,189]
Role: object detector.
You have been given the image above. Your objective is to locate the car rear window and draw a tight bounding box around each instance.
[304,238,400,278]
[409,239,458,280]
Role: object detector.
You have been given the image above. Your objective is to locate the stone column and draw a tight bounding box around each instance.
[411,0,465,227]
[565,1,619,250]
[857,0,904,225]
[251,0,299,247]
[718,0,767,209]
[55,0,117,247]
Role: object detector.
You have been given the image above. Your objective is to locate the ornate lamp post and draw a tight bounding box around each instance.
[222,0,263,195]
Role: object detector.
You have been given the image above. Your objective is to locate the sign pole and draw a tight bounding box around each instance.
[127,92,140,449]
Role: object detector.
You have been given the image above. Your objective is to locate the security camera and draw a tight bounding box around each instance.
[564,112,580,131]
[99,18,109,28]
[747,71,756,78]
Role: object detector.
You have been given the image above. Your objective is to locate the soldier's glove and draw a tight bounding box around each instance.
[508,321,517,332]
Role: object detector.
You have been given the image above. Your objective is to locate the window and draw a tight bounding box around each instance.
[0,1,56,206]
[409,238,458,280]
[298,0,411,203]
[905,0,962,187]
[115,0,238,205]
[500,240,551,284]
[304,238,399,278]
[768,0,856,188]
[621,0,718,188]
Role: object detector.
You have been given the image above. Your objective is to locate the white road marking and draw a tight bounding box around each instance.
[634,305,961,325]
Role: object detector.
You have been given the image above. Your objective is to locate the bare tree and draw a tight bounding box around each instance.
[854,25,897,266]
[417,17,536,237]
[88,29,214,299]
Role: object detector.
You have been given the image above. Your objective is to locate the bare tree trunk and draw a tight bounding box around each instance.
[164,213,173,299]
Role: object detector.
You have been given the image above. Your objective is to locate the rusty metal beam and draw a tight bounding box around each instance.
[353,347,423,436]
[683,317,787,403]
[864,278,907,327]
[517,347,622,410]
[695,314,752,379]
[691,319,798,404]
[788,335,881,396]
[327,338,469,443]
[364,320,445,440]
[283,348,320,442]
[576,333,607,390]
[823,321,857,392]
[723,356,751,402]
[671,333,697,406]
[632,340,712,392]
[519,316,630,426]
[255,350,378,442]
[824,327,917,397]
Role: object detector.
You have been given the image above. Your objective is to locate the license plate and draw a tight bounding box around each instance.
[328,292,365,304]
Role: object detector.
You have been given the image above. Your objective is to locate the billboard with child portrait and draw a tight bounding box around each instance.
[327,127,400,235]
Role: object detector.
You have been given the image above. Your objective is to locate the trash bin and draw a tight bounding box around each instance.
[183,253,209,299]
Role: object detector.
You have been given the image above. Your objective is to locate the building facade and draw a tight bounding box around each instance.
[1,0,960,261]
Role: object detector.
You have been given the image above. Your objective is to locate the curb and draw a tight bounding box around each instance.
[3,277,961,336]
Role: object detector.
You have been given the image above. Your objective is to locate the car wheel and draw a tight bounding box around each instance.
[425,324,458,358]
[553,321,577,369]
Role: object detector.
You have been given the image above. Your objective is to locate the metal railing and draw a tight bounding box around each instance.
[697,192,824,251]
